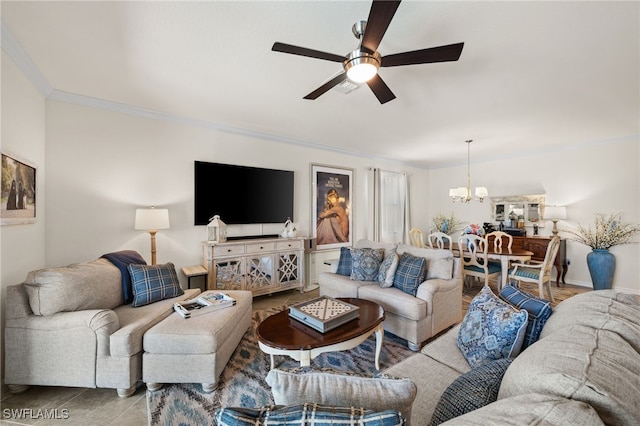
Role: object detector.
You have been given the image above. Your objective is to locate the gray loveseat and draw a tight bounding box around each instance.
[385,289,640,424]
[4,256,199,397]
[319,239,462,351]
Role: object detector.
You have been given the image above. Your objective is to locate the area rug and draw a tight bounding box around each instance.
[147,306,415,426]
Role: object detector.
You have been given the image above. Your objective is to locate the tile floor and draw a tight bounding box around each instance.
[0,288,320,426]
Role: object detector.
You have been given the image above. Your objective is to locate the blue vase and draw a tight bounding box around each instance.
[586,249,616,290]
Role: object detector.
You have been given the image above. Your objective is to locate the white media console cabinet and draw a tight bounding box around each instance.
[202,237,305,297]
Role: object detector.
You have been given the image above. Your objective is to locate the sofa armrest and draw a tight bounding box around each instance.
[415,278,461,307]
[6,284,33,319]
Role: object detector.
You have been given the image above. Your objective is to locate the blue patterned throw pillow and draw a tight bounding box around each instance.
[129,262,184,307]
[336,247,353,276]
[429,358,513,425]
[457,285,528,368]
[214,403,405,426]
[500,284,553,350]
[351,248,385,281]
[392,252,427,296]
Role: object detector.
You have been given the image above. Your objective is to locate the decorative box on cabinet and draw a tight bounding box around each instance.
[202,237,305,296]
[511,236,568,284]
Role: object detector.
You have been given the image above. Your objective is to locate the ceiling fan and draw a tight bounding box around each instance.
[272,0,464,104]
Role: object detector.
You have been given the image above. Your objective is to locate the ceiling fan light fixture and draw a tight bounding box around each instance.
[344,50,380,83]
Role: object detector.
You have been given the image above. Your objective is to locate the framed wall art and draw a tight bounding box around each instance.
[1,152,37,225]
[311,164,353,250]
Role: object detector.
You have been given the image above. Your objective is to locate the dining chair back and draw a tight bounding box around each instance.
[409,228,426,248]
[486,231,513,251]
[458,234,501,288]
[508,236,561,302]
[427,232,453,250]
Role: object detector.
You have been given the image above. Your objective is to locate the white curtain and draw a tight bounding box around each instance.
[371,169,410,244]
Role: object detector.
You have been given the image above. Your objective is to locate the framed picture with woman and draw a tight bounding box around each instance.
[1,152,36,225]
[311,164,353,250]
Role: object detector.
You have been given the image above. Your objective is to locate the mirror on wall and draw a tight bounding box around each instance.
[491,195,545,228]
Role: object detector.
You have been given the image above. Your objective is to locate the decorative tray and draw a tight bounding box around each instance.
[288,296,360,333]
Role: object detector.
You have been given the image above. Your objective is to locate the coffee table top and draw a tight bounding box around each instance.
[256,298,384,351]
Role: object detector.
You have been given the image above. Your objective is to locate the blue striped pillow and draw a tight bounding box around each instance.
[500,284,552,349]
[128,262,183,307]
[214,404,405,426]
[392,252,427,296]
[336,247,353,276]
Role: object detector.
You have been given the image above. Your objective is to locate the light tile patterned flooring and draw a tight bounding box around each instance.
[1,282,588,426]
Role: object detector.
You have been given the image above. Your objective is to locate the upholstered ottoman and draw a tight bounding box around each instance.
[143,290,252,392]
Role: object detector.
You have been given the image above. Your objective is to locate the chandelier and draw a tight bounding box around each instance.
[449,140,488,203]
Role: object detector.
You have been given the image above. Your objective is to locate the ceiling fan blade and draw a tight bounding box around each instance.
[360,0,402,54]
[272,42,346,63]
[366,74,396,104]
[381,42,464,67]
[303,72,348,100]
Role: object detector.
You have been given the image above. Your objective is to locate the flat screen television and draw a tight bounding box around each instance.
[194,161,294,226]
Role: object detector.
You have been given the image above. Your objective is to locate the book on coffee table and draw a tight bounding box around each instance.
[173,292,236,319]
[288,296,360,333]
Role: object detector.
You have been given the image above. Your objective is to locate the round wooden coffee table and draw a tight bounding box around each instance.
[257,298,385,370]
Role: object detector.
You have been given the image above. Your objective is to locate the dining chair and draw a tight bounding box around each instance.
[409,228,427,248]
[508,236,561,302]
[458,234,501,289]
[427,232,453,250]
[485,231,514,291]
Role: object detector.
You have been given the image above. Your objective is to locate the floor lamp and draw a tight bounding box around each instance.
[135,207,170,265]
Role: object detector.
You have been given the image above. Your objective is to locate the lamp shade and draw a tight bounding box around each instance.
[135,208,170,231]
[545,206,567,220]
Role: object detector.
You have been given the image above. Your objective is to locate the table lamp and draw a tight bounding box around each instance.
[544,206,566,237]
[135,207,170,265]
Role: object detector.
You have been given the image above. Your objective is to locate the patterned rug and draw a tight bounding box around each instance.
[147,306,415,426]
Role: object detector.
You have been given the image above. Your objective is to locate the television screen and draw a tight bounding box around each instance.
[194,161,294,226]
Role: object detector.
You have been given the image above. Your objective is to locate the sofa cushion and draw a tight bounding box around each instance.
[129,263,184,307]
[335,247,353,276]
[457,286,528,368]
[396,244,454,280]
[441,393,605,425]
[101,250,147,304]
[214,404,405,426]
[499,290,640,425]
[429,358,512,425]
[499,284,552,350]
[24,258,123,316]
[266,368,416,421]
[377,250,399,288]
[393,252,427,296]
[350,248,385,281]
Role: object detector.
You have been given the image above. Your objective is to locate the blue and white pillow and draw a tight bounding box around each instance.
[457,285,528,368]
[377,250,399,288]
[500,284,553,350]
[335,247,353,276]
[429,358,513,425]
[129,262,184,307]
[350,248,385,281]
[392,252,427,296]
[214,404,405,426]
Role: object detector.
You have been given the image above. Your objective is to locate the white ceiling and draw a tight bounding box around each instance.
[2,1,638,168]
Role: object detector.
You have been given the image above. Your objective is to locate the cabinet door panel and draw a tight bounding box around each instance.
[246,255,275,291]
[214,258,244,290]
[278,252,301,285]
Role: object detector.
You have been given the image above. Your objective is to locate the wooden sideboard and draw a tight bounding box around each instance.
[511,236,568,284]
[202,237,305,296]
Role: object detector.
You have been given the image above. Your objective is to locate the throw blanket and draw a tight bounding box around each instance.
[101,250,146,304]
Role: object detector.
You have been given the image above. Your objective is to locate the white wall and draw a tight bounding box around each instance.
[0,52,47,385]
[44,100,429,280]
[425,138,640,293]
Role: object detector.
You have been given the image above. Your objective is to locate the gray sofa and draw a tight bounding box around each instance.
[4,257,199,397]
[319,240,462,351]
[384,289,640,425]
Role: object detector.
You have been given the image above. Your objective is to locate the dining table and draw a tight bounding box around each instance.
[452,243,534,290]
